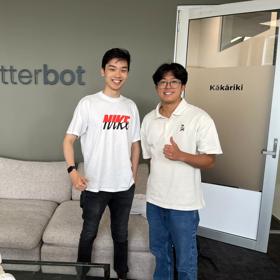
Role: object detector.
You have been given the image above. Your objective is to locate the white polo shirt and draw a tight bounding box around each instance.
[141,99,222,210]
[67,91,140,192]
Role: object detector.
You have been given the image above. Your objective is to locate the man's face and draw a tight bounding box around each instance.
[101,58,129,94]
[156,72,185,105]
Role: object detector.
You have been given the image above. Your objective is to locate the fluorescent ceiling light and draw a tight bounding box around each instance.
[260,19,280,27]
[230,36,242,43]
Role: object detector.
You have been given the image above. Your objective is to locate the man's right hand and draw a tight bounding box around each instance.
[69,170,88,191]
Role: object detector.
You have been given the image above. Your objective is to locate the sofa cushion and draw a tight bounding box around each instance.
[130,194,146,218]
[1,246,41,271]
[0,157,71,203]
[43,200,149,252]
[71,163,148,200]
[0,199,57,249]
[42,201,82,246]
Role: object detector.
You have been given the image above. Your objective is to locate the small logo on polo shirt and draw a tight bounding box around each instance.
[180,124,185,131]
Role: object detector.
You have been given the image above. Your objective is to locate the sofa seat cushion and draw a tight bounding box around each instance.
[43,200,149,252]
[0,199,57,249]
[1,246,41,271]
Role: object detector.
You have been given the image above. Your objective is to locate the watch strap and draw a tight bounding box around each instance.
[67,165,76,174]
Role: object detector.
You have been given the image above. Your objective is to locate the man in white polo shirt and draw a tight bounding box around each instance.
[63,48,140,280]
[141,63,222,280]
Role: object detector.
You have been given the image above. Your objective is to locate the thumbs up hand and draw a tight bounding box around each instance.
[163,137,182,161]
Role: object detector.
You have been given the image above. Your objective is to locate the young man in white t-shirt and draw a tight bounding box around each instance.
[141,63,222,280]
[63,48,140,280]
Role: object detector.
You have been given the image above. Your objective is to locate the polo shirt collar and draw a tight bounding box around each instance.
[155,98,188,118]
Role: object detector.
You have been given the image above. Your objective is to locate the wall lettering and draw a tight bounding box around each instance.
[209,83,244,92]
[0,64,86,86]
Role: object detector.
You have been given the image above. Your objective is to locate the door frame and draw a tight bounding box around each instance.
[174,0,280,252]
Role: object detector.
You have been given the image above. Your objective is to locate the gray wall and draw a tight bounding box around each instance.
[0,0,246,162]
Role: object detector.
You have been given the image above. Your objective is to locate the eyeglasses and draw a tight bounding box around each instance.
[157,80,182,89]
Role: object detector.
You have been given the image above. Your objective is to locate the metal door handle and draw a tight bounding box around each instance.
[261,138,278,158]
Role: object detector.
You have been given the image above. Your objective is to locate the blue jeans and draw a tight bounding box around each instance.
[77,185,135,277]
[147,202,199,280]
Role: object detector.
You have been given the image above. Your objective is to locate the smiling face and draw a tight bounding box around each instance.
[156,72,185,106]
[101,58,129,97]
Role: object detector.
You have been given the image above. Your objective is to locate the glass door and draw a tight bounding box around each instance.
[174,0,280,252]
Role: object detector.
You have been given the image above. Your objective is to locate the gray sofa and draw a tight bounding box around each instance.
[0,157,154,279]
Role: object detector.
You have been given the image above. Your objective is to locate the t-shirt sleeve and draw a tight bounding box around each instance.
[130,103,141,143]
[66,98,89,137]
[197,114,223,155]
[140,115,152,159]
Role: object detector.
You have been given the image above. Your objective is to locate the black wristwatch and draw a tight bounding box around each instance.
[67,165,76,174]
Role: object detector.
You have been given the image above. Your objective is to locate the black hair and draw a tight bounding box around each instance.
[101,48,131,71]
[152,63,188,85]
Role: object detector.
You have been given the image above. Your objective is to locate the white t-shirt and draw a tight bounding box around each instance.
[67,91,140,192]
[141,99,222,210]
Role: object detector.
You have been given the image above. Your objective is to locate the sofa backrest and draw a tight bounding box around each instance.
[71,162,149,200]
[0,157,72,203]
[135,163,149,194]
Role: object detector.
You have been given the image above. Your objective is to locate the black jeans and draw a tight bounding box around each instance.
[77,184,135,276]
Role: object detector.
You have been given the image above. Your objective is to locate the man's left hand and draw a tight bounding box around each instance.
[163,137,182,161]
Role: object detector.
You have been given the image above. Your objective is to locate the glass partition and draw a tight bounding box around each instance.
[186,11,279,191]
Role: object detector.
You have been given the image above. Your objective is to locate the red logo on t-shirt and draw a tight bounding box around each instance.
[103,114,130,130]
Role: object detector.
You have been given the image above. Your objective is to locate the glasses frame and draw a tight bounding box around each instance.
[157,79,182,89]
